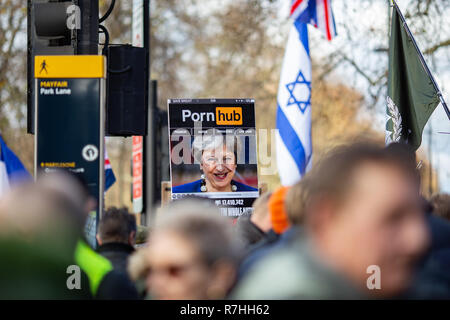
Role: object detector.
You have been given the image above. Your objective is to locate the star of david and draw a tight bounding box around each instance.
[285,71,311,113]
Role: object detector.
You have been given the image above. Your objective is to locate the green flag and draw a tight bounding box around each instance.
[386,3,440,150]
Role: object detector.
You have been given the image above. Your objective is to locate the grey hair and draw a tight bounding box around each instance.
[192,130,242,164]
[152,199,243,266]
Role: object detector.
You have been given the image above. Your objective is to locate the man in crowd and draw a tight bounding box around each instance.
[0,173,92,299]
[235,192,272,249]
[97,207,137,272]
[37,172,139,299]
[244,186,291,255]
[430,193,450,221]
[408,195,450,298]
[237,186,296,278]
[233,142,430,299]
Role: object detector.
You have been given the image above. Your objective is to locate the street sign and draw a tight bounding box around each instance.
[132,135,144,213]
[34,55,106,239]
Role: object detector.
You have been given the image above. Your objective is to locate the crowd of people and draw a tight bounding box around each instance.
[0,141,449,299]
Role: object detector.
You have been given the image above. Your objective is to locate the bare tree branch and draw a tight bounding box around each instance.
[424,39,450,55]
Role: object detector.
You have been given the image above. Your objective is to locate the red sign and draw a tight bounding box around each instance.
[132,136,143,212]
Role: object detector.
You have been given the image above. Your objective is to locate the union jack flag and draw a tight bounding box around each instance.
[290,0,337,41]
[104,143,116,192]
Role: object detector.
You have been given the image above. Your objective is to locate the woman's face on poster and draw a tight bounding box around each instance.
[200,145,237,191]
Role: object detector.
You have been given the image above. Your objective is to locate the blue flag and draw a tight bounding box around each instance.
[0,135,32,196]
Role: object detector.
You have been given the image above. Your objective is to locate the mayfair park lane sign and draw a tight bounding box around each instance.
[34,55,106,234]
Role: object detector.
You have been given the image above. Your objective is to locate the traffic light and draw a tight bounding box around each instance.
[27,0,99,133]
[34,1,77,47]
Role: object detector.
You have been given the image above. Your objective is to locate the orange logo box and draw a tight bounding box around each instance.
[215,107,243,125]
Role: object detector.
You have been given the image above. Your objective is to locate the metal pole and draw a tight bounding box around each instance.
[77,0,99,54]
[142,0,153,226]
[392,0,450,121]
[428,120,433,196]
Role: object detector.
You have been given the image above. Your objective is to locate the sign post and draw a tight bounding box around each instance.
[34,55,106,243]
[131,0,145,216]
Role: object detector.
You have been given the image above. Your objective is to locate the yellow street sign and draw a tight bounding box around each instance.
[35,55,106,79]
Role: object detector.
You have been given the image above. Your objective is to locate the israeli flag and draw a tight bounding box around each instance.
[0,135,31,197]
[276,1,336,186]
[276,21,313,186]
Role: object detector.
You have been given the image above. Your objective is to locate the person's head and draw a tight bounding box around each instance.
[269,186,291,234]
[24,171,93,237]
[429,193,450,220]
[302,142,429,297]
[0,172,92,257]
[250,192,272,232]
[37,170,96,224]
[97,207,137,246]
[146,200,242,299]
[128,246,150,282]
[192,130,241,192]
[285,178,310,226]
[0,181,83,243]
[0,178,90,299]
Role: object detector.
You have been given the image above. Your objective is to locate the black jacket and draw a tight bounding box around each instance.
[96,269,140,300]
[97,242,135,273]
[96,242,140,300]
[407,214,450,299]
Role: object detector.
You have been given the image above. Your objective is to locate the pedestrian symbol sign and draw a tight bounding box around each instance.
[39,59,48,74]
[34,55,106,246]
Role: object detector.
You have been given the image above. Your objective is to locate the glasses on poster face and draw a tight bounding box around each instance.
[203,154,235,166]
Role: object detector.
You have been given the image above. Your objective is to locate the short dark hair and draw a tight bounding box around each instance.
[302,142,420,220]
[430,193,450,220]
[98,207,137,244]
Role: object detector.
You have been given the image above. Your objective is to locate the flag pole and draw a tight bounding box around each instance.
[392,0,450,121]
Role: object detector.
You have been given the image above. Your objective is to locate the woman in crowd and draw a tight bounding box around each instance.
[145,200,242,299]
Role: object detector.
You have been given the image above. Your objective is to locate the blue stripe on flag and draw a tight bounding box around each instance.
[295,20,309,54]
[310,0,318,26]
[276,104,307,176]
[296,9,311,26]
[293,0,316,26]
[331,8,337,35]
